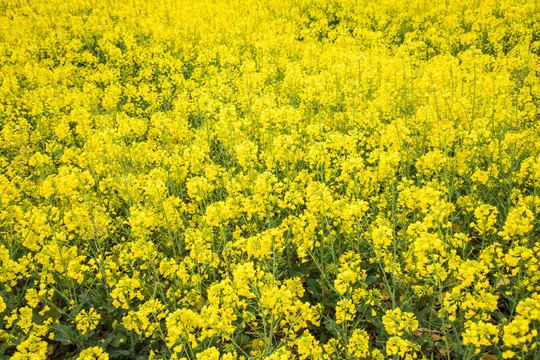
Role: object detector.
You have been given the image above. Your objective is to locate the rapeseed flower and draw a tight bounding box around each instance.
[0,0,539,358]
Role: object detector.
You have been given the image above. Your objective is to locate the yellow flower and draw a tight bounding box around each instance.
[11,334,48,360]
[500,206,534,240]
[264,348,292,360]
[196,347,220,360]
[77,346,109,360]
[382,308,419,336]
[294,331,323,360]
[76,308,101,335]
[347,329,370,358]
[462,320,499,352]
[472,204,498,235]
[123,299,167,338]
[0,295,6,313]
[386,336,419,358]
[335,298,355,325]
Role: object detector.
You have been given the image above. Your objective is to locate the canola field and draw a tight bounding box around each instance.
[1,0,540,359]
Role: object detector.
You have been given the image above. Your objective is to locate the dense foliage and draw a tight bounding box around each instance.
[1,0,539,359]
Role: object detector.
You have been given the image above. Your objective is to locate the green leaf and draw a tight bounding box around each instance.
[53,322,77,346]
[108,348,132,358]
[307,278,322,294]
[365,274,378,285]
[289,264,310,278]
[42,306,62,322]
